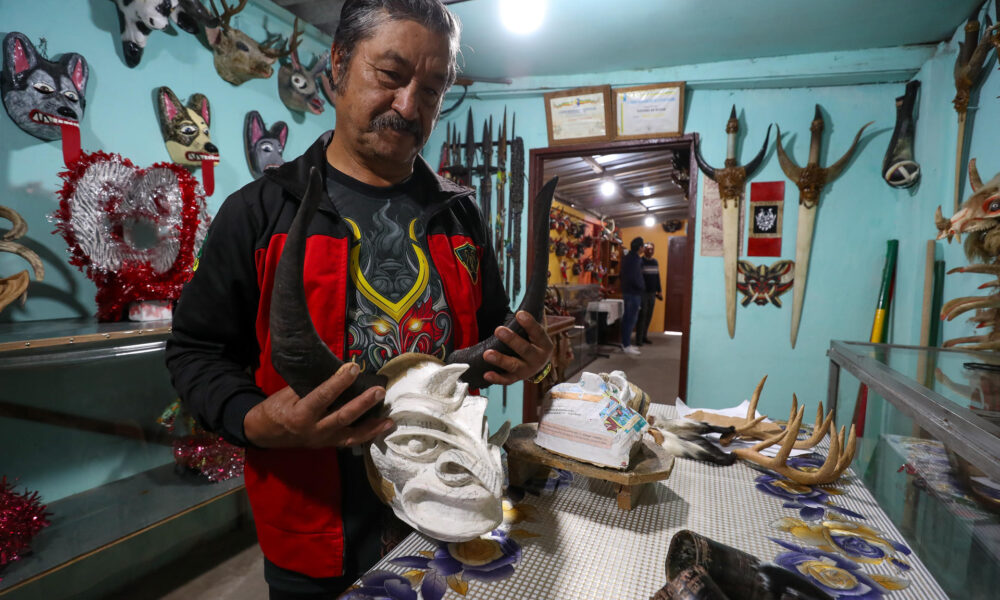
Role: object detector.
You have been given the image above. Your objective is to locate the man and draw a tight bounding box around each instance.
[635,242,663,345]
[165,2,553,598]
[619,236,645,355]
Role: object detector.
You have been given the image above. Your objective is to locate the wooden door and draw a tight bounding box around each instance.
[664,235,689,332]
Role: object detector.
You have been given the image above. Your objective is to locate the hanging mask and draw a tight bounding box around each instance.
[205,1,300,86]
[278,46,333,114]
[737,260,795,308]
[243,110,287,179]
[155,86,220,194]
[2,32,88,154]
[111,0,217,68]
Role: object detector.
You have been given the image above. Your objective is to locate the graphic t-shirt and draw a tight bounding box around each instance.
[325,163,453,374]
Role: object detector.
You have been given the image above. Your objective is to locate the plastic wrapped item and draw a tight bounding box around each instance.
[535,370,650,469]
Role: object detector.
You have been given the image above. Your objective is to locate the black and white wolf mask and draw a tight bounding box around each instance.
[2,32,89,141]
[243,110,287,179]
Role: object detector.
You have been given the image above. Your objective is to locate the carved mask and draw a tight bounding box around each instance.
[111,0,216,68]
[205,0,299,86]
[243,110,287,179]
[155,86,218,167]
[278,51,331,114]
[368,355,505,542]
[2,32,88,142]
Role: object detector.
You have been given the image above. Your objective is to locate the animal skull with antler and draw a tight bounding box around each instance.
[269,167,558,540]
[205,0,301,86]
[0,206,44,314]
[687,375,854,485]
[935,159,1000,350]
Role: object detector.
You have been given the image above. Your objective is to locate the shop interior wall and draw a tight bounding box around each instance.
[0,0,334,323]
[547,200,603,286]
[619,222,687,334]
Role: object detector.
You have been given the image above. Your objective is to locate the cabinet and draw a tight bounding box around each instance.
[826,341,1000,599]
[0,319,246,598]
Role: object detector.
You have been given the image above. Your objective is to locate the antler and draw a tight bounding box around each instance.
[0,205,45,314]
[209,0,248,29]
[263,18,303,60]
[732,404,858,485]
[716,375,833,449]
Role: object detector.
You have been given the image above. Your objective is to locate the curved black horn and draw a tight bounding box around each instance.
[692,136,717,182]
[270,166,387,402]
[743,124,772,179]
[445,177,559,388]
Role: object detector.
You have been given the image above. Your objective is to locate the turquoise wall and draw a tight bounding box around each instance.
[0,0,334,322]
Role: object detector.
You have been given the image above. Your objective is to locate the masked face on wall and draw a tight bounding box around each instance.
[2,32,88,141]
[367,355,506,542]
[277,51,330,114]
[205,1,300,86]
[112,0,216,68]
[243,110,287,179]
[155,86,219,167]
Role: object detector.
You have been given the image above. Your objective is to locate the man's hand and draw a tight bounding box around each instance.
[656,292,664,301]
[244,362,392,449]
[482,311,554,386]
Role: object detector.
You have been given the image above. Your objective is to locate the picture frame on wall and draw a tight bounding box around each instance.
[543,85,615,146]
[613,82,685,140]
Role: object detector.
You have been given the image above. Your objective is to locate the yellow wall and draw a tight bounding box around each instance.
[547,201,604,287]
[619,221,687,333]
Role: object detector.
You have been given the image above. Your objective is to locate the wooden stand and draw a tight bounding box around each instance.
[505,423,674,510]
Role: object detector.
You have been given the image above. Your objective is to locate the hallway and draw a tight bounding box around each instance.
[580,332,682,405]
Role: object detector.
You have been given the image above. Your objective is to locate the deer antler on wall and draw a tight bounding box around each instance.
[0,205,44,314]
[206,0,303,86]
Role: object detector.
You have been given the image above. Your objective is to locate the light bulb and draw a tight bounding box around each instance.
[500,0,547,35]
[644,215,655,227]
[601,181,616,197]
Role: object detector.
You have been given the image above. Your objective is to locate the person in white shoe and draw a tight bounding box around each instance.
[619,237,645,356]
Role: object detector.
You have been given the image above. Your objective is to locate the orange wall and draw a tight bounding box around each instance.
[547,200,604,287]
[619,221,687,333]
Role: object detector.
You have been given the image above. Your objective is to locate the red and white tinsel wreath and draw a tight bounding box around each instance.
[52,151,210,321]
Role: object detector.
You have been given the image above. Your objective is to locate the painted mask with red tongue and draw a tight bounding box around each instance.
[155,86,220,195]
[2,32,88,165]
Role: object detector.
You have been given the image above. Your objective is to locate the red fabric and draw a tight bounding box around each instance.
[747,181,784,257]
[244,230,483,578]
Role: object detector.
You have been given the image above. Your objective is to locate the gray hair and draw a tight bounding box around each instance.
[331,0,462,92]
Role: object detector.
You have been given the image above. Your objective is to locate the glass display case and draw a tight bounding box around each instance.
[0,319,245,597]
[827,341,1000,599]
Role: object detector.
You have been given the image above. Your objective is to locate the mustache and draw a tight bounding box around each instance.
[368,111,422,138]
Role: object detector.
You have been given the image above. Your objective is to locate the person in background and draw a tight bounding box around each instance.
[635,242,663,345]
[619,236,645,355]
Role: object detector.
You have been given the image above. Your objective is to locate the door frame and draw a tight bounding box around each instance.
[523,134,699,419]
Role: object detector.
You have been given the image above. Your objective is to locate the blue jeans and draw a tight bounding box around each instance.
[621,294,641,348]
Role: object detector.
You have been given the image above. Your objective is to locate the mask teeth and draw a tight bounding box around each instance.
[185,152,220,162]
[29,110,77,127]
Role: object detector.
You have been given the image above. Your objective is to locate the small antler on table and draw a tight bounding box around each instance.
[713,375,834,449]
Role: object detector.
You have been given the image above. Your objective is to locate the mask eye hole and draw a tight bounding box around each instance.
[260,142,273,153]
[236,41,250,52]
[291,73,308,90]
[987,197,1000,214]
[180,124,198,136]
[63,90,79,102]
[33,82,54,94]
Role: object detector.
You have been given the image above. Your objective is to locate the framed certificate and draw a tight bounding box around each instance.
[613,82,685,140]
[544,85,614,146]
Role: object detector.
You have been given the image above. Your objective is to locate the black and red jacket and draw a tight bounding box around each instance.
[165,131,510,578]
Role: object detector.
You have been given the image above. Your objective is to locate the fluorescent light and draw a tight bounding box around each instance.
[500,0,546,35]
[600,180,616,197]
[644,215,655,227]
[642,184,651,196]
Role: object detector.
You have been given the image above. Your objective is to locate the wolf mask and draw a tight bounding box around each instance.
[112,0,217,68]
[2,32,88,142]
[155,86,218,167]
[243,110,287,179]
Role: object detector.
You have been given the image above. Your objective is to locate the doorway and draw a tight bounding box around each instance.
[524,135,698,419]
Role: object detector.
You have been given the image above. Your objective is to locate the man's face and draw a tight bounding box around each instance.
[330,18,450,174]
[643,243,654,258]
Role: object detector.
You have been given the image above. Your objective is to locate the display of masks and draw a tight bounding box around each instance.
[243,110,287,179]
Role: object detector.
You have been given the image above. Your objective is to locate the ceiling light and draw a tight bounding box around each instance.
[642,184,651,196]
[600,180,616,197]
[500,0,547,35]
[644,215,655,227]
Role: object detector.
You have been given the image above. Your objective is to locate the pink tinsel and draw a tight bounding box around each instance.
[173,435,245,483]
[0,477,51,571]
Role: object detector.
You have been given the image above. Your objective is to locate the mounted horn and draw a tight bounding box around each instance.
[269,166,388,403]
[969,157,984,191]
[692,138,716,181]
[444,177,559,388]
[742,124,772,178]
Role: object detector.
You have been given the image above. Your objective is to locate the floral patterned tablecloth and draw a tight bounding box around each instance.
[345,404,948,600]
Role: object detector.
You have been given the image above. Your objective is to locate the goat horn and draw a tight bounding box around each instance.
[774,125,803,183]
[444,177,559,388]
[969,157,983,191]
[269,166,387,402]
[692,137,717,181]
[742,124,772,179]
